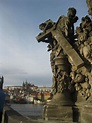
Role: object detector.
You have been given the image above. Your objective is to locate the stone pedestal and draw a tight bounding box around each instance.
[43,92,74,122]
[44,105,73,122]
[81,105,92,123]
[80,97,92,123]
[73,96,92,123]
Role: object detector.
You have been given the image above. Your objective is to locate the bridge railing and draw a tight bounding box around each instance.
[2,105,31,123]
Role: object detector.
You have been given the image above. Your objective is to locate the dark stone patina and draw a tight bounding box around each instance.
[36,2,92,123]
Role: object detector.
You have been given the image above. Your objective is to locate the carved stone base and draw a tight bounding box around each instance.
[80,96,92,123]
[50,91,73,105]
[43,92,74,122]
[43,104,73,122]
[81,104,92,123]
[73,96,92,123]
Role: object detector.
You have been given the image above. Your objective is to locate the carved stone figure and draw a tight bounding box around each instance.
[36,3,92,122]
[56,8,78,45]
[37,8,92,99]
[86,0,92,15]
[37,8,79,96]
[72,14,92,101]
[76,16,92,64]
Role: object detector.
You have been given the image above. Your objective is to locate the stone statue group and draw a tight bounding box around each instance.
[36,6,92,102]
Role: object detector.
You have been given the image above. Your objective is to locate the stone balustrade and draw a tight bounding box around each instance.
[2,104,92,123]
[2,105,31,123]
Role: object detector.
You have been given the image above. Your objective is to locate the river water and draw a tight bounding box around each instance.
[11,104,43,118]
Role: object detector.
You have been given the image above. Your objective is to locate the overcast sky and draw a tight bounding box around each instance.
[0,0,89,87]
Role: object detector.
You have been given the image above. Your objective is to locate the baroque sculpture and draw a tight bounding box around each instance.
[86,0,92,15]
[36,1,92,122]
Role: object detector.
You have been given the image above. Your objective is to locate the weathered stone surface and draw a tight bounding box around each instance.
[3,106,31,123]
[36,25,55,42]
[52,30,84,69]
[3,105,74,123]
[86,0,92,15]
[36,2,92,122]
[44,105,73,122]
[81,105,92,123]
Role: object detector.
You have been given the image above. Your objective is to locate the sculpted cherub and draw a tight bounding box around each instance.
[70,15,92,100]
[86,0,92,15]
[76,15,92,64]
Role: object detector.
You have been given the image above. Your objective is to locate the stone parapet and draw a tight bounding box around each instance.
[2,104,92,123]
[1,105,76,123]
[2,105,30,123]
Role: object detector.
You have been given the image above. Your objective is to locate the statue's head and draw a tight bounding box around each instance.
[39,23,46,31]
[67,8,77,18]
[82,15,91,22]
[81,15,91,29]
